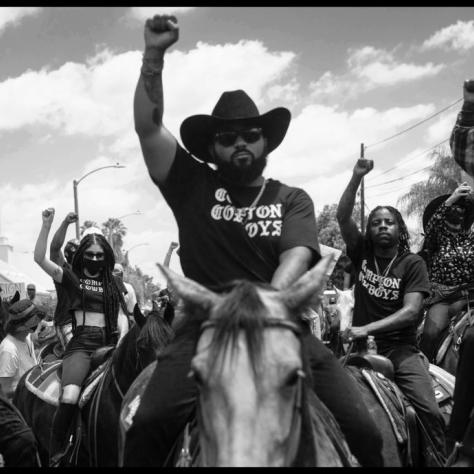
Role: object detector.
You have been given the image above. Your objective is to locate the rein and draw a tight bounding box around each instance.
[198,316,305,466]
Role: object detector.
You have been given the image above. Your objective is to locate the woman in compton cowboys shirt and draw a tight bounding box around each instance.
[34,208,129,466]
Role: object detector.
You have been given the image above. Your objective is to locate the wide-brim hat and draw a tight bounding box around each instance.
[6,299,43,332]
[422,194,474,232]
[179,89,291,164]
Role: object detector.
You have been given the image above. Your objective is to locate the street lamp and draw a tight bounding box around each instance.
[73,163,126,239]
[117,210,142,220]
[126,242,149,253]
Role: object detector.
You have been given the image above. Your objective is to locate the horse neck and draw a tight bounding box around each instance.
[111,326,141,389]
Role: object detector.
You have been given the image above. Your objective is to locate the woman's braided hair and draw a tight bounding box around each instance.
[364,206,411,257]
[72,233,126,342]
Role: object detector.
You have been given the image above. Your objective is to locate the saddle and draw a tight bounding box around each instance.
[346,354,453,467]
[24,346,115,408]
[436,310,474,365]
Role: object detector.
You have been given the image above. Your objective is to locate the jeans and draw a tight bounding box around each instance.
[379,344,447,457]
[449,326,474,444]
[123,321,383,467]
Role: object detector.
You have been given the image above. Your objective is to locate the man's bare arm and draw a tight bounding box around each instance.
[135,15,180,185]
[50,212,77,265]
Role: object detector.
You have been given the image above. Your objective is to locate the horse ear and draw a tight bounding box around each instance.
[133,303,146,328]
[279,255,335,310]
[10,291,20,305]
[157,264,221,310]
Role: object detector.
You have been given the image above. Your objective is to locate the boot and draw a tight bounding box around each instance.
[49,402,78,467]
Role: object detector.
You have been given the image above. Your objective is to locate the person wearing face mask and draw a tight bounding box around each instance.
[418,183,474,363]
[49,212,80,351]
[34,208,129,466]
[0,300,40,400]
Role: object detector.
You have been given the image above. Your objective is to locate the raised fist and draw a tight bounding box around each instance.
[42,208,55,225]
[64,212,78,224]
[144,15,179,51]
[464,79,474,103]
[353,158,374,177]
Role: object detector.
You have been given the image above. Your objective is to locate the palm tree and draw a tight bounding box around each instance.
[397,146,462,220]
[101,218,127,262]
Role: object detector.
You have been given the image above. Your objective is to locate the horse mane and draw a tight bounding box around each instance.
[205,280,294,378]
[113,309,174,372]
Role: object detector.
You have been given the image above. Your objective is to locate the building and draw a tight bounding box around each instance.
[0,234,54,302]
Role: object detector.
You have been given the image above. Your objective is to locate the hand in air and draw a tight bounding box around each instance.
[64,212,78,224]
[353,158,374,178]
[464,79,474,103]
[144,15,179,50]
[42,208,55,225]
[452,182,472,200]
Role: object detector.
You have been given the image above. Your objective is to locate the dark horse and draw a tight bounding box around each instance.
[120,258,447,467]
[13,302,174,466]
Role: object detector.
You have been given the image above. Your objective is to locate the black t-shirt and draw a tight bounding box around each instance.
[154,144,321,288]
[348,237,430,347]
[53,262,73,326]
[59,266,105,316]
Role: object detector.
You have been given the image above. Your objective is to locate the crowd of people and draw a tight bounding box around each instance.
[1,12,473,468]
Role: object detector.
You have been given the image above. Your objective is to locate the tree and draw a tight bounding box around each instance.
[102,218,127,263]
[397,146,462,220]
[316,202,362,288]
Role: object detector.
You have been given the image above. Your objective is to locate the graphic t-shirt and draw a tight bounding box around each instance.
[154,144,320,288]
[348,237,430,347]
[59,266,105,317]
[53,262,73,326]
[0,334,37,393]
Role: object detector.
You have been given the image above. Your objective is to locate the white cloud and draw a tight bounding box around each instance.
[310,46,444,101]
[0,7,41,35]
[127,7,196,22]
[422,20,474,52]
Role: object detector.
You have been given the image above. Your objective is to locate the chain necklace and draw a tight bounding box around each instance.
[374,253,398,290]
[227,179,267,225]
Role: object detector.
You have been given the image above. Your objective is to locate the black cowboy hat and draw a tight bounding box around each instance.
[179,89,291,164]
[422,193,474,232]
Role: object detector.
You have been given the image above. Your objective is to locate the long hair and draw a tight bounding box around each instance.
[364,206,411,257]
[72,233,126,341]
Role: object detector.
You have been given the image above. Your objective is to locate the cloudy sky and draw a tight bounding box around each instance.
[1,6,473,289]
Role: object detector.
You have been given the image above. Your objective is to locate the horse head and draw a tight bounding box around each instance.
[115,303,174,389]
[157,255,334,466]
[333,287,354,333]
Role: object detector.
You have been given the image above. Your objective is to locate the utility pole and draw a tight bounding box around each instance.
[360,143,365,235]
[73,180,80,240]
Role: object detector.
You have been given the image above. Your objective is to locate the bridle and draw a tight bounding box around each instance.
[197,316,306,466]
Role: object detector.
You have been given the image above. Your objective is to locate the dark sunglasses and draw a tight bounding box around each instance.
[214,128,263,147]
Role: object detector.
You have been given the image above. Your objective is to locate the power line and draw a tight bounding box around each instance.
[366,164,431,189]
[364,98,462,150]
[366,138,450,181]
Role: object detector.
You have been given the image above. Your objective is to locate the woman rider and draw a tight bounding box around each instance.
[34,208,129,466]
[419,183,474,362]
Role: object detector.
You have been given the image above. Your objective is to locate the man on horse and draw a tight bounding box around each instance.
[337,159,447,463]
[444,78,474,466]
[123,13,383,467]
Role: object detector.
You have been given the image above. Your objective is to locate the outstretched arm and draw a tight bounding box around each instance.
[337,159,373,247]
[34,208,63,283]
[135,15,179,185]
[50,212,78,266]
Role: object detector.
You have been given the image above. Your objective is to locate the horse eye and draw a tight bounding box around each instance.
[284,369,304,387]
[188,367,204,386]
